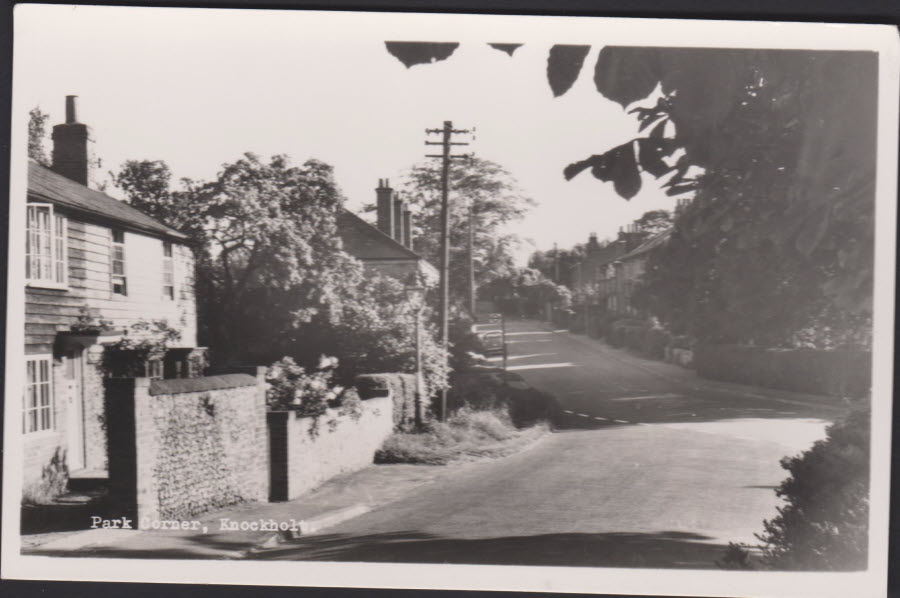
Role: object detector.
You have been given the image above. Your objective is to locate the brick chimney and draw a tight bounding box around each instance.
[586,232,600,255]
[393,195,405,245]
[402,208,413,250]
[52,95,90,186]
[376,179,395,238]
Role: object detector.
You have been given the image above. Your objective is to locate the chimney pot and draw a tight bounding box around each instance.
[65,95,78,124]
[376,178,395,236]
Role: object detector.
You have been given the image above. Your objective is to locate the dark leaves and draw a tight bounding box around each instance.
[636,138,678,178]
[488,43,522,56]
[385,42,460,68]
[547,45,591,97]
[564,141,641,200]
[594,46,662,107]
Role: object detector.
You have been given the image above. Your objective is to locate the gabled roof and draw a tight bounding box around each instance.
[337,208,424,261]
[27,160,187,240]
[619,229,672,261]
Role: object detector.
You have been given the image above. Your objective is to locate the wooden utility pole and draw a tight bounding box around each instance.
[468,203,476,316]
[426,121,472,421]
[553,242,560,284]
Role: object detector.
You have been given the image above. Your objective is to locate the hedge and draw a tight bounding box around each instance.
[356,373,422,431]
[693,344,871,398]
[607,321,670,360]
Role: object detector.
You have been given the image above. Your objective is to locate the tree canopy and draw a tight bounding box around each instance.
[114,154,447,390]
[386,44,877,346]
[393,156,535,305]
[28,107,51,167]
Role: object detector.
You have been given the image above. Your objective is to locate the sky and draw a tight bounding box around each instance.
[13,5,682,262]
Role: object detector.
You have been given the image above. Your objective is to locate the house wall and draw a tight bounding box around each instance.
[25,214,197,354]
[23,209,198,484]
[268,396,393,501]
[107,371,269,528]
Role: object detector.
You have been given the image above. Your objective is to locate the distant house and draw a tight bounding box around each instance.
[23,96,201,486]
[596,229,671,317]
[338,178,437,284]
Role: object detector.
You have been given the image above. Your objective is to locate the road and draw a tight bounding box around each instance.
[252,319,848,568]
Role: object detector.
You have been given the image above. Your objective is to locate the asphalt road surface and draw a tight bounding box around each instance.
[253,319,848,568]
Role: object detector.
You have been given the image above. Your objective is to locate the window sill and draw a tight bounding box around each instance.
[22,427,59,441]
[26,281,68,291]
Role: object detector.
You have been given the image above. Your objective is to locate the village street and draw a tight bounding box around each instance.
[251,319,849,568]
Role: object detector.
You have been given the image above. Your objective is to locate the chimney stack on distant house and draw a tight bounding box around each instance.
[376,179,395,238]
[52,95,90,186]
[393,195,405,245]
[587,232,600,255]
[402,208,413,250]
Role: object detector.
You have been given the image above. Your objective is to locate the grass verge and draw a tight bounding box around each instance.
[375,407,549,465]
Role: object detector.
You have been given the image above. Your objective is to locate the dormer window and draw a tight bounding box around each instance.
[111,230,127,296]
[26,203,67,288]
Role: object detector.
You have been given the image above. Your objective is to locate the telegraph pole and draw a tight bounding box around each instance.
[553,242,560,284]
[468,203,476,316]
[426,121,472,421]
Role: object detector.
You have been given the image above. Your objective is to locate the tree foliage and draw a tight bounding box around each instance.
[28,107,51,167]
[114,154,448,391]
[396,156,535,305]
[755,406,870,570]
[385,44,876,345]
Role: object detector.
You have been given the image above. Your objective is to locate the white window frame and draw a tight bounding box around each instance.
[111,229,127,297]
[162,241,175,301]
[26,203,67,289]
[24,355,54,434]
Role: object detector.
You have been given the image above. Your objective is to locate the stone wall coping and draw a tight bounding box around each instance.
[148,373,259,396]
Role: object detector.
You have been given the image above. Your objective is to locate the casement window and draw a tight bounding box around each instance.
[24,355,53,434]
[162,242,175,301]
[111,230,127,296]
[146,359,164,380]
[26,204,67,287]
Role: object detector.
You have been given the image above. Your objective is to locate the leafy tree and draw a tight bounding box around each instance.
[28,107,51,167]
[114,154,448,392]
[756,406,870,570]
[386,45,876,348]
[630,209,671,239]
[393,156,535,305]
[528,244,585,289]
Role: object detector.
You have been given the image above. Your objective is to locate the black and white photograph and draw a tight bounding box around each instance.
[2,5,898,597]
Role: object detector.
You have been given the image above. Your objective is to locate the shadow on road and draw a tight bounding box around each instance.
[248,529,729,569]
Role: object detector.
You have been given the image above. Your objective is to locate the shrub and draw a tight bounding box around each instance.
[358,373,421,431]
[375,407,546,465]
[22,448,69,505]
[694,344,871,397]
[755,405,870,570]
[265,355,345,417]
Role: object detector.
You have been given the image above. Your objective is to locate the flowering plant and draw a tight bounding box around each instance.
[265,355,345,417]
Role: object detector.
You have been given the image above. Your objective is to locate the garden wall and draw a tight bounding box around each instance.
[694,345,871,398]
[267,395,392,501]
[107,368,269,528]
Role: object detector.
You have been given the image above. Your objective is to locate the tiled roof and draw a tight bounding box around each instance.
[27,161,186,240]
[337,208,423,261]
[619,229,672,261]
